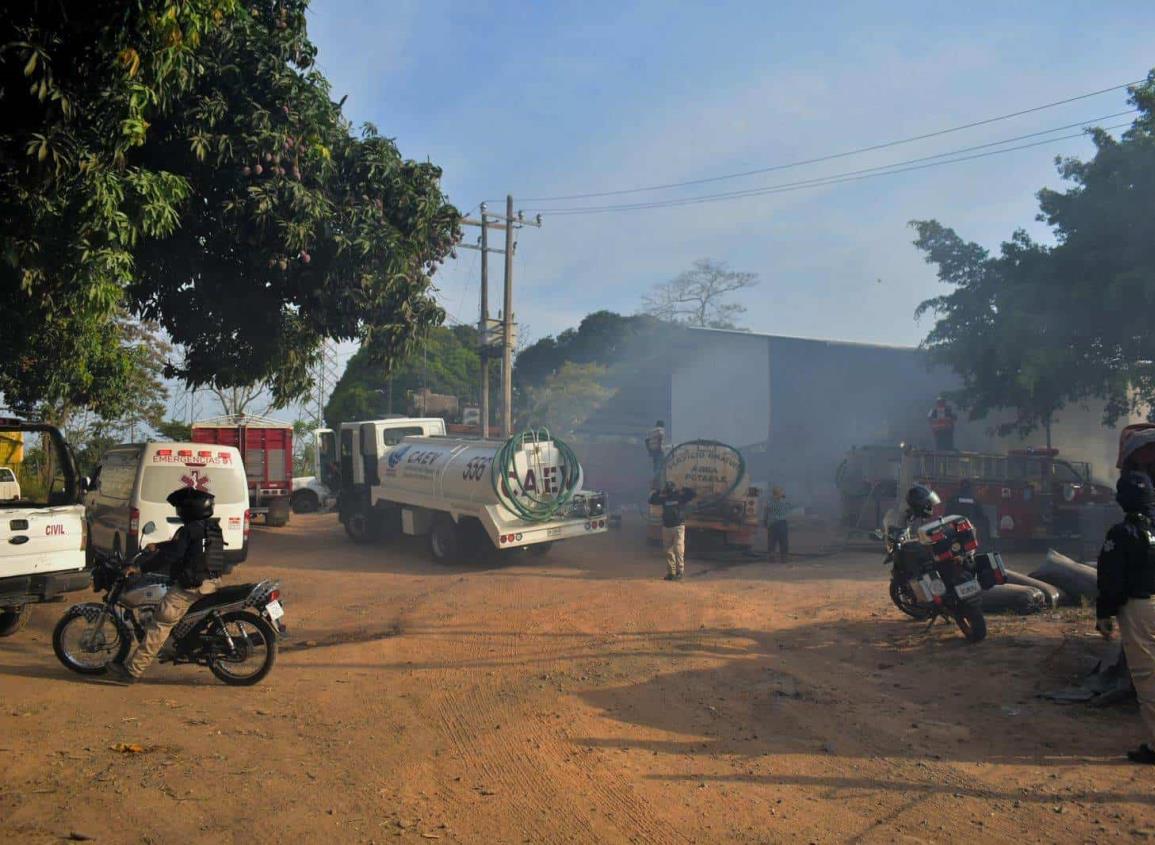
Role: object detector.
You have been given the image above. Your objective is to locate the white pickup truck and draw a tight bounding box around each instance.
[0,419,91,636]
[330,417,608,562]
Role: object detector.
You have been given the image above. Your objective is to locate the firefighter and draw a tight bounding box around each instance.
[649,481,694,581]
[644,420,666,479]
[928,396,956,451]
[947,478,990,546]
[764,487,791,563]
[1095,471,1155,764]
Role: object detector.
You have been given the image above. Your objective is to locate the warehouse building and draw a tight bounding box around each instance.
[575,327,1134,511]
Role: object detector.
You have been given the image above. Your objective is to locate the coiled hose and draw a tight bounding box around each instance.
[490,428,581,522]
[660,439,747,514]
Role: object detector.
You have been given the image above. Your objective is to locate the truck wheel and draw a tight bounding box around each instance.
[266,498,291,528]
[291,490,319,514]
[344,509,377,544]
[429,515,461,564]
[0,605,31,637]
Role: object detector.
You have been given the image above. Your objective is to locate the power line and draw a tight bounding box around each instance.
[534,120,1134,216]
[520,79,1144,203]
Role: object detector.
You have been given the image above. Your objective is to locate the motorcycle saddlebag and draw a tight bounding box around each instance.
[974,551,1008,590]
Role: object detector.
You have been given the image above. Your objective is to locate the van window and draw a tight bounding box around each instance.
[98,451,138,500]
[1,426,79,508]
[140,465,248,504]
[0,467,14,482]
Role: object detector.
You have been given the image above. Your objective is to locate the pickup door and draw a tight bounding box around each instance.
[0,505,86,580]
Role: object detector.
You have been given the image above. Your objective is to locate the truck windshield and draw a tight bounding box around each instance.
[140,465,248,504]
[0,425,79,508]
[1052,461,1088,483]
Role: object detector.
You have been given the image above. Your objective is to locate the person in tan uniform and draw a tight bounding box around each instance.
[1096,472,1155,764]
[649,482,695,581]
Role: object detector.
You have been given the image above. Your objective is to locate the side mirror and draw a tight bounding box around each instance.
[142,521,157,536]
[81,475,98,492]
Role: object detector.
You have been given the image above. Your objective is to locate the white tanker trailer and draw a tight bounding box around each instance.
[327,417,608,562]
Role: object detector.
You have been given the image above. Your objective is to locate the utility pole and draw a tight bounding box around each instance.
[479,202,490,438]
[460,198,540,439]
[501,194,515,438]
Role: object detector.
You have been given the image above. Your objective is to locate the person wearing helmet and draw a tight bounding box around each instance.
[905,483,941,522]
[105,487,226,685]
[1095,471,1155,764]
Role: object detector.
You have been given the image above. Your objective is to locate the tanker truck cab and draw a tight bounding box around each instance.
[336,418,608,562]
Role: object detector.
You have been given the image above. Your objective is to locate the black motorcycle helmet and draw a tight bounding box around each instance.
[1115,471,1155,514]
[905,484,940,517]
[166,487,215,522]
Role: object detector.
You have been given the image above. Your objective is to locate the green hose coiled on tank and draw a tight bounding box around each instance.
[659,439,747,513]
[490,428,582,522]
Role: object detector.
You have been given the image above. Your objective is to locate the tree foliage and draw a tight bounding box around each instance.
[519,363,613,435]
[324,325,482,426]
[914,71,1155,435]
[641,259,758,329]
[513,311,657,397]
[912,222,1088,444]
[1,1,460,415]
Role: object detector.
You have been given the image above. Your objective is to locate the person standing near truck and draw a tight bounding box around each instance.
[928,397,956,451]
[650,481,695,581]
[644,421,666,482]
[1095,471,1155,764]
[764,487,791,563]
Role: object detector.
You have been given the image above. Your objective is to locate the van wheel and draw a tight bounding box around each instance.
[528,542,553,557]
[0,606,31,637]
[429,515,461,564]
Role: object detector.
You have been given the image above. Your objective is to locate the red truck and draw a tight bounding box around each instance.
[191,416,293,527]
[838,444,1114,541]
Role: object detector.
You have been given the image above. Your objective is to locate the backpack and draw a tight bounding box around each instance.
[178,518,229,588]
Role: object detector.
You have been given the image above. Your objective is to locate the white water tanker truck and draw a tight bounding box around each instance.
[324,418,608,562]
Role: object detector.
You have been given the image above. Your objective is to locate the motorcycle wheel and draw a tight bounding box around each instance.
[953,602,988,644]
[889,579,933,620]
[208,611,278,686]
[52,605,132,674]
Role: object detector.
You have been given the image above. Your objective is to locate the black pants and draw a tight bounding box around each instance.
[767,520,789,560]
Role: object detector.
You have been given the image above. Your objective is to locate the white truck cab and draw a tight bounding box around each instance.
[0,419,91,636]
[290,427,338,514]
[332,418,608,562]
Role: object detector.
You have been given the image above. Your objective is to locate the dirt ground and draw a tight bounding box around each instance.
[2,515,1153,844]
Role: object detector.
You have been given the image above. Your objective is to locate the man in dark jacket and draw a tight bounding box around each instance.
[105,487,225,685]
[650,481,695,581]
[1096,471,1155,764]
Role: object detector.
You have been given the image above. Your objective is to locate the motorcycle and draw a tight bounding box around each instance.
[52,523,285,685]
[877,512,1006,644]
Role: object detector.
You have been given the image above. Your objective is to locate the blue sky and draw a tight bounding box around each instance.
[306,0,1155,349]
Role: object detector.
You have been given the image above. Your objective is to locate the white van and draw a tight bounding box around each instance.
[85,442,250,565]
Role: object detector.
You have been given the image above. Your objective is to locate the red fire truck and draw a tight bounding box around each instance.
[191,416,293,527]
[838,444,1113,541]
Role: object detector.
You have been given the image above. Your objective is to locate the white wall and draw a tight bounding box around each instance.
[670,333,769,448]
